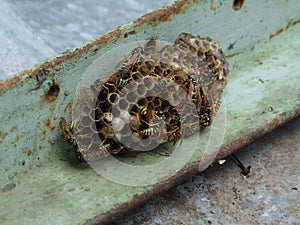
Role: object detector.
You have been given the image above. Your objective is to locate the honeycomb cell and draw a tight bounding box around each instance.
[81,115,93,127]
[107,93,118,104]
[137,84,147,96]
[112,117,125,132]
[60,32,229,162]
[143,76,155,90]
[127,91,138,103]
[118,98,129,110]
[111,107,121,118]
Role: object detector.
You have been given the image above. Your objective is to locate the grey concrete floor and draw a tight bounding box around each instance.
[0,0,171,79]
[0,1,299,224]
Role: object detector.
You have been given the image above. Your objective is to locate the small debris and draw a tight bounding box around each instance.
[1,183,16,193]
[218,159,226,165]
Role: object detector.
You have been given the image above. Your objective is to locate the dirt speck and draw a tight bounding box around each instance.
[1,183,16,193]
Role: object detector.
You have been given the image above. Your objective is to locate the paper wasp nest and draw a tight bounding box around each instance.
[60,33,229,162]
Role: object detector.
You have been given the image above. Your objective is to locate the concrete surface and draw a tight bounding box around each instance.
[0,0,56,79]
[0,0,171,79]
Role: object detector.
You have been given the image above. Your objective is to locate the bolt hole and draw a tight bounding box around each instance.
[45,84,60,102]
[232,0,244,11]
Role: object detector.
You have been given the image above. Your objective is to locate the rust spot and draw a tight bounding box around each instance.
[44,119,56,131]
[0,75,21,93]
[11,135,19,145]
[269,33,275,40]
[285,21,292,30]
[45,119,51,127]
[210,0,217,11]
[232,0,244,11]
[64,101,73,113]
[68,188,75,192]
[276,28,283,35]
[45,83,60,102]
[50,105,55,113]
[10,125,17,132]
[292,19,300,26]
[0,217,7,222]
[0,131,8,138]
[269,27,285,40]
[27,150,33,157]
[45,191,54,196]
[134,0,189,25]
[140,159,145,163]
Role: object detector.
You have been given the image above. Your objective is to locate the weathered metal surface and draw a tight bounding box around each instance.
[0,0,300,224]
[113,115,300,224]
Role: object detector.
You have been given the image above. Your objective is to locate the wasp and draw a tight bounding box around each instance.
[154,72,176,91]
[139,120,161,138]
[114,78,128,87]
[77,143,111,162]
[120,47,144,72]
[188,79,202,112]
[200,111,212,128]
[154,109,164,119]
[59,117,82,145]
[140,126,160,138]
[104,77,129,93]
[100,143,111,152]
[167,127,181,145]
[60,117,96,162]
[138,106,148,117]
[59,117,77,146]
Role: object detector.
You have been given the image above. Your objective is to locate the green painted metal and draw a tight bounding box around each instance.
[0,0,300,224]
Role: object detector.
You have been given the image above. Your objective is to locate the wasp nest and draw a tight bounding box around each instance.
[60,32,229,162]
